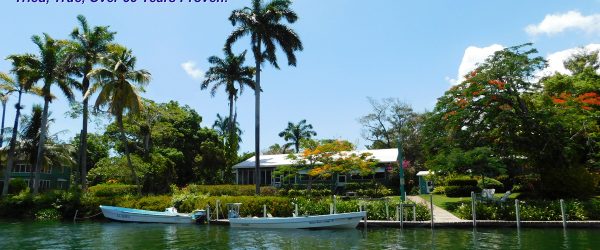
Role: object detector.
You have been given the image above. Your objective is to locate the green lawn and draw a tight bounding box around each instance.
[419,192,520,212]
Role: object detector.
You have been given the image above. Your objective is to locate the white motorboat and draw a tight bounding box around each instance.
[99,205,206,224]
[226,203,366,229]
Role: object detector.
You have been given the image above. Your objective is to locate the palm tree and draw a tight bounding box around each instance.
[202,51,255,146]
[69,15,116,190]
[18,105,74,186]
[278,119,317,153]
[87,45,150,194]
[1,55,39,196]
[21,34,75,194]
[225,0,303,194]
[212,113,243,143]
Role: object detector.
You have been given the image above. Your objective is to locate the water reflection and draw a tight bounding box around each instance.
[1,221,600,249]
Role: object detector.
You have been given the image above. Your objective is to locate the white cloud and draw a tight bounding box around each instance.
[181,61,204,80]
[537,44,600,77]
[525,11,600,36]
[447,44,504,85]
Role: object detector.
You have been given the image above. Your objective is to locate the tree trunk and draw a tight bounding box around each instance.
[33,96,50,194]
[2,90,23,195]
[118,115,141,195]
[80,94,89,190]
[254,40,262,195]
[0,97,10,196]
[229,93,235,139]
[307,175,313,191]
[0,101,6,181]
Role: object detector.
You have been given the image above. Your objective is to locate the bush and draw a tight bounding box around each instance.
[183,185,256,196]
[88,184,137,197]
[35,208,61,221]
[446,177,478,187]
[540,167,599,199]
[8,178,28,194]
[478,178,504,192]
[445,185,481,197]
[431,186,445,194]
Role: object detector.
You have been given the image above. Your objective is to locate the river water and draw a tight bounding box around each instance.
[0,221,599,249]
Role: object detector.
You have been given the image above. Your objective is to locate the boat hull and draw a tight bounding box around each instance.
[229,211,366,229]
[100,205,200,224]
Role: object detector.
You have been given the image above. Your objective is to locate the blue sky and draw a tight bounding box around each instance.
[1,0,599,153]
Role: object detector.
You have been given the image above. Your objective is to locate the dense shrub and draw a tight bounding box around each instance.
[446,177,478,186]
[478,178,504,192]
[8,179,28,194]
[88,184,137,197]
[540,167,599,199]
[453,199,591,221]
[432,186,445,194]
[183,184,256,196]
[445,185,481,197]
[35,208,61,221]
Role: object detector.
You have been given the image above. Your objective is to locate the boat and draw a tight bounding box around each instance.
[226,203,366,229]
[99,205,206,224]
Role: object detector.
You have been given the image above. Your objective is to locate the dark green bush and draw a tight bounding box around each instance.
[88,184,137,197]
[8,179,28,194]
[540,167,599,199]
[446,177,478,187]
[184,184,256,196]
[445,185,481,197]
[478,178,504,192]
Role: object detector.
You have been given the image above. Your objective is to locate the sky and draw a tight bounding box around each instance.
[0,0,599,153]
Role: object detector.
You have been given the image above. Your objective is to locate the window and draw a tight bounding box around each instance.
[39,180,51,190]
[42,167,52,174]
[338,175,346,183]
[12,164,32,173]
[57,180,67,190]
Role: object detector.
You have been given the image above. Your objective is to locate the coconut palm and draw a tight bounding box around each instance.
[1,55,40,196]
[202,51,255,143]
[17,105,74,185]
[69,15,116,190]
[278,120,317,153]
[87,45,150,194]
[225,0,303,194]
[19,34,75,194]
[212,113,243,143]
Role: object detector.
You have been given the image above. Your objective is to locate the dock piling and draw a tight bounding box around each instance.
[560,199,567,229]
[206,205,211,225]
[400,203,404,228]
[430,194,434,229]
[263,205,267,218]
[515,199,521,229]
[471,191,477,227]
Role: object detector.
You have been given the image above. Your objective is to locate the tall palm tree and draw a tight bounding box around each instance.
[225,0,303,194]
[87,45,150,194]
[278,119,317,153]
[1,55,39,196]
[202,51,255,144]
[21,34,75,194]
[69,15,116,190]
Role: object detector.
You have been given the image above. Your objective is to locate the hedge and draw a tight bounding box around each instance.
[446,177,478,187]
[445,185,481,197]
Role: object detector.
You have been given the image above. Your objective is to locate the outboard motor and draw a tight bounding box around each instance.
[226,203,241,219]
[191,210,207,224]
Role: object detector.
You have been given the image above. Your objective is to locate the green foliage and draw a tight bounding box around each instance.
[88,184,137,197]
[446,177,478,186]
[478,178,504,191]
[453,199,591,221]
[182,184,256,196]
[35,208,61,221]
[445,186,481,197]
[431,186,445,194]
[539,166,599,199]
[8,178,28,194]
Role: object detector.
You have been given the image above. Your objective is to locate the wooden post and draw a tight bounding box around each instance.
[330,203,333,215]
[430,194,434,229]
[515,199,520,229]
[263,205,267,218]
[206,205,211,225]
[295,203,299,217]
[333,195,337,214]
[412,205,417,221]
[396,206,400,221]
[216,200,220,220]
[385,200,389,220]
[560,199,566,229]
[400,203,404,228]
[364,207,368,229]
[471,191,477,228]
[73,210,78,223]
